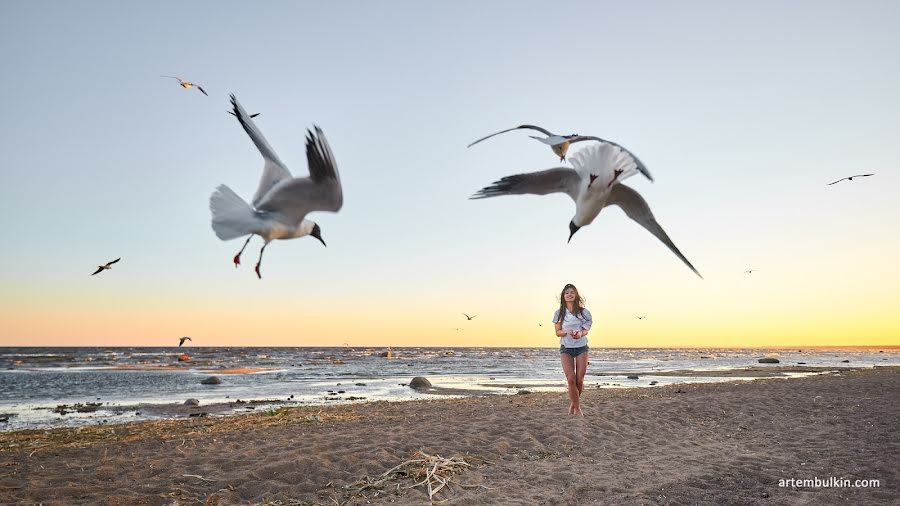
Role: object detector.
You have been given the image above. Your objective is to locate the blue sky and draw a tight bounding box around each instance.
[1,1,898,346]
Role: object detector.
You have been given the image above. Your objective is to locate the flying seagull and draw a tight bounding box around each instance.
[210,95,342,278]
[827,173,874,185]
[462,313,477,320]
[637,316,646,320]
[179,336,192,347]
[91,258,120,275]
[744,269,755,274]
[160,75,208,96]
[471,143,701,278]
[228,110,259,119]
[467,124,653,182]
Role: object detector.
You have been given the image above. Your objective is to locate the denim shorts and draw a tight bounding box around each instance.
[560,345,589,357]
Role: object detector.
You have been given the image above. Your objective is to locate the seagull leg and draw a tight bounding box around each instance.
[234,236,252,267]
[255,243,268,279]
[606,169,624,188]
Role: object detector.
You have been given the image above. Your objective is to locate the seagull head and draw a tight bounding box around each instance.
[568,221,581,243]
[311,223,326,247]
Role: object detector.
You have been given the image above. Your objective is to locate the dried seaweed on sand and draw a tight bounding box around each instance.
[347,451,494,503]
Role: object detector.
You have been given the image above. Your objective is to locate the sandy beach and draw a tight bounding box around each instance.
[2,367,897,505]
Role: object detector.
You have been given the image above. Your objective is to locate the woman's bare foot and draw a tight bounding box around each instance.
[568,404,576,415]
[573,407,584,417]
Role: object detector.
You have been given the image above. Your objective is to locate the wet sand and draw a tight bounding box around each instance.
[1,367,897,505]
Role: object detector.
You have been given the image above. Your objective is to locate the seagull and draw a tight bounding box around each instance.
[91,258,120,275]
[179,336,192,347]
[160,75,208,96]
[637,316,646,320]
[471,143,702,278]
[228,110,259,119]
[462,313,477,320]
[827,173,874,185]
[452,328,464,332]
[467,124,653,182]
[210,95,342,279]
[744,269,755,274]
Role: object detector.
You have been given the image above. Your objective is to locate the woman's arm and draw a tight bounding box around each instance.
[575,309,592,337]
[555,321,571,337]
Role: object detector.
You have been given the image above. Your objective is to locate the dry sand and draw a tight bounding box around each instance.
[1,367,897,505]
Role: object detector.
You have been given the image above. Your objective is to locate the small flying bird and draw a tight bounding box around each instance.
[228,110,259,119]
[210,95,342,278]
[91,258,120,275]
[161,75,208,96]
[452,328,464,332]
[637,316,646,320]
[471,143,702,278]
[179,336,192,347]
[744,269,755,274]
[467,124,653,182]
[827,173,874,185]
[462,313,477,320]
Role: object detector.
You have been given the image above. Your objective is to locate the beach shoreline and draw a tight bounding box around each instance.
[2,366,897,505]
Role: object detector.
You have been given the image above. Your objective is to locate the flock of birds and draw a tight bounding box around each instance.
[92,74,876,299]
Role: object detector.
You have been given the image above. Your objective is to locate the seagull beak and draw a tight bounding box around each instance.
[568,221,581,243]
[311,223,326,247]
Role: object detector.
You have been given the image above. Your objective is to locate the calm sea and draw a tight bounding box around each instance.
[1,346,897,430]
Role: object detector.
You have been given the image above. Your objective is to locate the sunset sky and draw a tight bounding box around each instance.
[1,0,898,348]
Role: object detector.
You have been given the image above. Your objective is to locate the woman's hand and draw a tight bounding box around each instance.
[573,330,582,338]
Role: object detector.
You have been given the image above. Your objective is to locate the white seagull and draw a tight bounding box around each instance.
[471,143,701,278]
[91,258,120,276]
[467,124,653,182]
[160,75,208,96]
[209,95,342,278]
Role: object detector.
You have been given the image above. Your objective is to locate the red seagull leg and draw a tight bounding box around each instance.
[234,236,253,268]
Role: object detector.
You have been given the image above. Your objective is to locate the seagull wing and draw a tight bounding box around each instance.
[229,95,291,207]
[470,168,581,202]
[107,258,121,266]
[256,127,342,224]
[91,266,104,275]
[571,136,653,182]
[854,173,875,177]
[827,177,848,185]
[160,75,184,83]
[606,183,702,279]
[197,86,208,96]
[467,125,555,148]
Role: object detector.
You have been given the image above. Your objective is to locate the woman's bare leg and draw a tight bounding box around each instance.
[560,353,579,415]
[573,352,589,416]
[575,352,589,394]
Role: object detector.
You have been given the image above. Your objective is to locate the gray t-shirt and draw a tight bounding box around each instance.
[553,308,593,348]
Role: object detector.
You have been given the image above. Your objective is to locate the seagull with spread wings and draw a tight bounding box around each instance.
[91,258,120,276]
[161,75,208,96]
[471,143,701,278]
[467,124,653,182]
[462,313,477,320]
[209,95,342,278]
[179,336,192,347]
[827,173,874,185]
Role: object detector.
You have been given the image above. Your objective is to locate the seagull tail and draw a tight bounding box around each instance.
[210,184,257,240]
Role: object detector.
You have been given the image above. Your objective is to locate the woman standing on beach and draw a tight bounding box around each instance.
[554,283,592,416]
